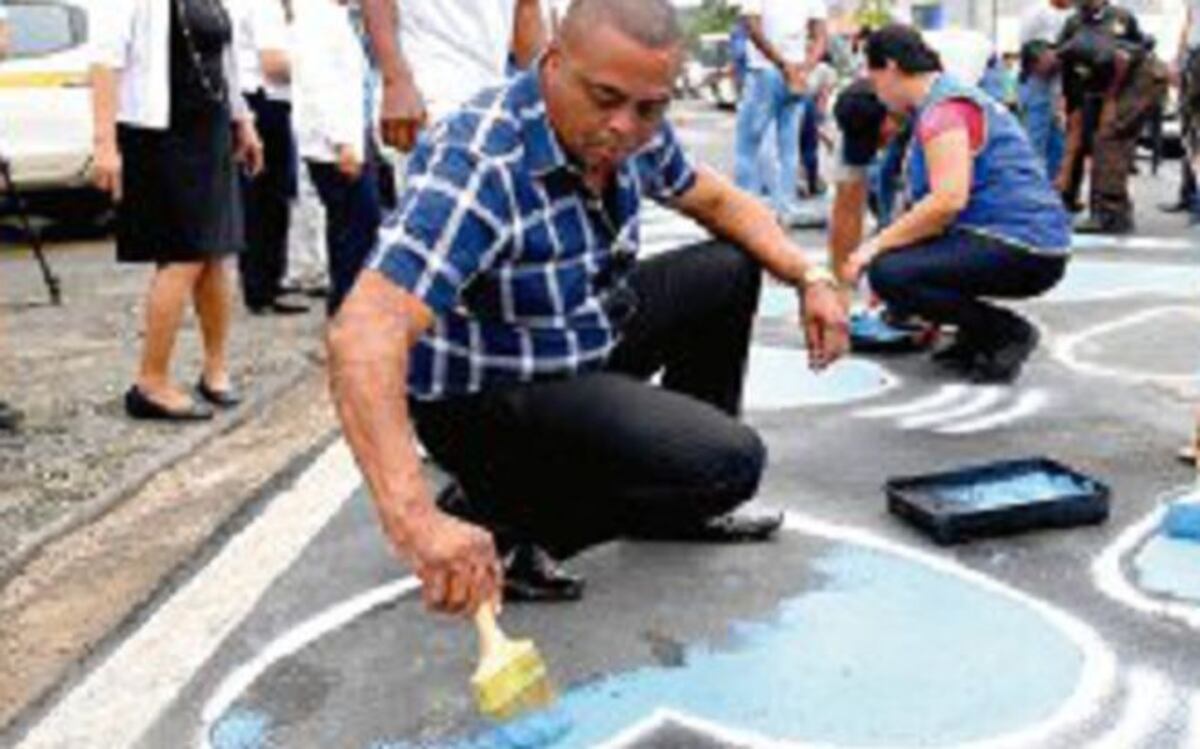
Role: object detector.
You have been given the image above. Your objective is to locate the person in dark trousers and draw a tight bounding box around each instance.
[293,0,381,317]
[840,26,1071,385]
[1162,0,1200,222]
[327,0,848,616]
[232,0,307,315]
[91,0,263,421]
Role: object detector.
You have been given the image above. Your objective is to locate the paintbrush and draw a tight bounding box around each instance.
[470,602,556,720]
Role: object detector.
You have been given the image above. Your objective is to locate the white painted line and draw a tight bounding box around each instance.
[936,389,1051,435]
[899,386,1007,430]
[194,511,1118,749]
[1092,494,1200,631]
[1054,306,1200,386]
[14,441,362,749]
[1082,668,1174,749]
[1186,691,1200,749]
[854,384,970,420]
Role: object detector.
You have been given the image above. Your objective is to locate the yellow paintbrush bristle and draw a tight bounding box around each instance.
[470,637,556,720]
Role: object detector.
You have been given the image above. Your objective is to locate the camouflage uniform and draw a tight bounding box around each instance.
[1057,1,1166,232]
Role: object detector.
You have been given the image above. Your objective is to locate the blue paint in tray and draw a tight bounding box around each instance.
[210,707,272,749]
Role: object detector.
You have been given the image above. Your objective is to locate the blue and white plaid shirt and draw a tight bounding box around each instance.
[371,70,698,401]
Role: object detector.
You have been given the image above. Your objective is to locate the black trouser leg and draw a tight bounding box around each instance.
[868,231,1066,350]
[410,240,766,558]
[238,92,295,308]
[307,150,382,317]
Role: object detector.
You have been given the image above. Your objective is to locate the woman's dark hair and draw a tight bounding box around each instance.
[865,24,942,74]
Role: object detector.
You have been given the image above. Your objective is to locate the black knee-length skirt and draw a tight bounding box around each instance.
[116,106,244,264]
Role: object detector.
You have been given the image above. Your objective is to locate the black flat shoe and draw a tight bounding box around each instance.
[970,326,1040,385]
[124,386,214,422]
[196,378,242,408]
[503,543,585,603]
[0,401,24,432]
[629,510,784,543]
[248,300,310,316]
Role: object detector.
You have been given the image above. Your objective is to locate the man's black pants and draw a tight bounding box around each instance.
[410,240,767,559]
[239,91,296,308]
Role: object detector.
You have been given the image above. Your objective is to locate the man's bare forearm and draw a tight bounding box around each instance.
[362,0,412,85]
[829,181,866,277]
[512,0,547,67]
[327,273,433,542]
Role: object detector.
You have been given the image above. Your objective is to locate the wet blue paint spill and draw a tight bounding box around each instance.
[743,345,894,410]
[373,544,1084,749]
[210,707,272,749]
[936,470,1089,512]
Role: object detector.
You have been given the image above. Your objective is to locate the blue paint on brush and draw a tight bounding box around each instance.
[936,470,1089,512]
[210,707,272,749]
[743,346,893,410]
[377,545,1084,749]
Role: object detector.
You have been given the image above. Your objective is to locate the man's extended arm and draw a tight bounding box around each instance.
[671,166,849,369]
[327,273,501,617]
[362,0,427,151]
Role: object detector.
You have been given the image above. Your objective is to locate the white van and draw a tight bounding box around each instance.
[0,0,104,219]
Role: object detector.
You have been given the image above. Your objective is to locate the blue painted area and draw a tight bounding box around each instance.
[374,545,1083,749]
[1164,498,1200,541]
[1044,260,1200,303]
[936,470,1088,512]
[1134,536,1200,602]
[210,707,272,749]
[744,346,894,410]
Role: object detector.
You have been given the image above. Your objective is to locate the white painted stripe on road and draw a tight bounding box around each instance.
[854,384,970,419]
[1186,692,1200,749]
[14,441,361,749]
[935,389,1051,435]
[1082,668,1173,749]
[899,387,1006,430]
[1092,496,1200,631]
[1054,306,1200,387]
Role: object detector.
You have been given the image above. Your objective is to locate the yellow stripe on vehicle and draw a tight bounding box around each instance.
[0,71,88,89]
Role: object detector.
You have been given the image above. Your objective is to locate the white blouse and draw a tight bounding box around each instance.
[92,0,250,129]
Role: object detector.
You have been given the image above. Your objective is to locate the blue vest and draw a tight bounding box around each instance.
[906,74,1071,254]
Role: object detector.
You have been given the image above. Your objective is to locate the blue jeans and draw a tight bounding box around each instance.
[1019,77,1065,180]
[307,154,382,317]
[868,230,1066,348]
[735,67,805,214]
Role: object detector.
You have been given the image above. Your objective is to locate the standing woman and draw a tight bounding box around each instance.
[91,0,263,421]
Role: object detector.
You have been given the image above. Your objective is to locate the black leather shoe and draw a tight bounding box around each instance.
[0,401,24,432]
[1075,215,1133,235]
[124,386,214,421]
[503,543,585,603]
[931,339,980,373]
[196,378,242,408]
[248,300,309,316]
[970,325,1040,385]
[630,510,784,543]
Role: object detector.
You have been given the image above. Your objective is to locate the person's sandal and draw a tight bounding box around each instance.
[125,386,214,422]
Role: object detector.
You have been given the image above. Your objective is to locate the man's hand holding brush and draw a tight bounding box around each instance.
[379,497,503,617]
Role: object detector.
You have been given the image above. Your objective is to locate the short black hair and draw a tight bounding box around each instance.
[834,80,888,167]
[865,24,942,74]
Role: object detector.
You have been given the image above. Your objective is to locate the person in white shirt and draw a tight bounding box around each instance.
[292,0,379,316]
[361,0,546,153]
[232,0,307,315]
[734,0,828,225]
[91,0,263,422]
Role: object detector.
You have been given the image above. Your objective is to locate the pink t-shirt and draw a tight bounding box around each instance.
[916,98,986,151]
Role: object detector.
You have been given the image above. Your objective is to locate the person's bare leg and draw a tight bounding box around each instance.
[137,262,206,408]
[194,258,232,391]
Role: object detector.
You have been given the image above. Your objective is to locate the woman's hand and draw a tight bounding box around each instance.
[234,120,265,177]
[843,239,881,284]
[336,144,363,180]
[91,140,122,202]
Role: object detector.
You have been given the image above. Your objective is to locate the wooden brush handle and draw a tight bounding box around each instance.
[474,602,507,661]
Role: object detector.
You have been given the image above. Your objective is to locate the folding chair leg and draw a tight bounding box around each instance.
[1,159,62,305]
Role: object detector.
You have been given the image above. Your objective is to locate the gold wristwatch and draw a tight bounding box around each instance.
[800,265,837,291]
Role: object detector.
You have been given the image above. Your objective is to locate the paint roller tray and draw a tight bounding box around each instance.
[886,457,1110,545]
